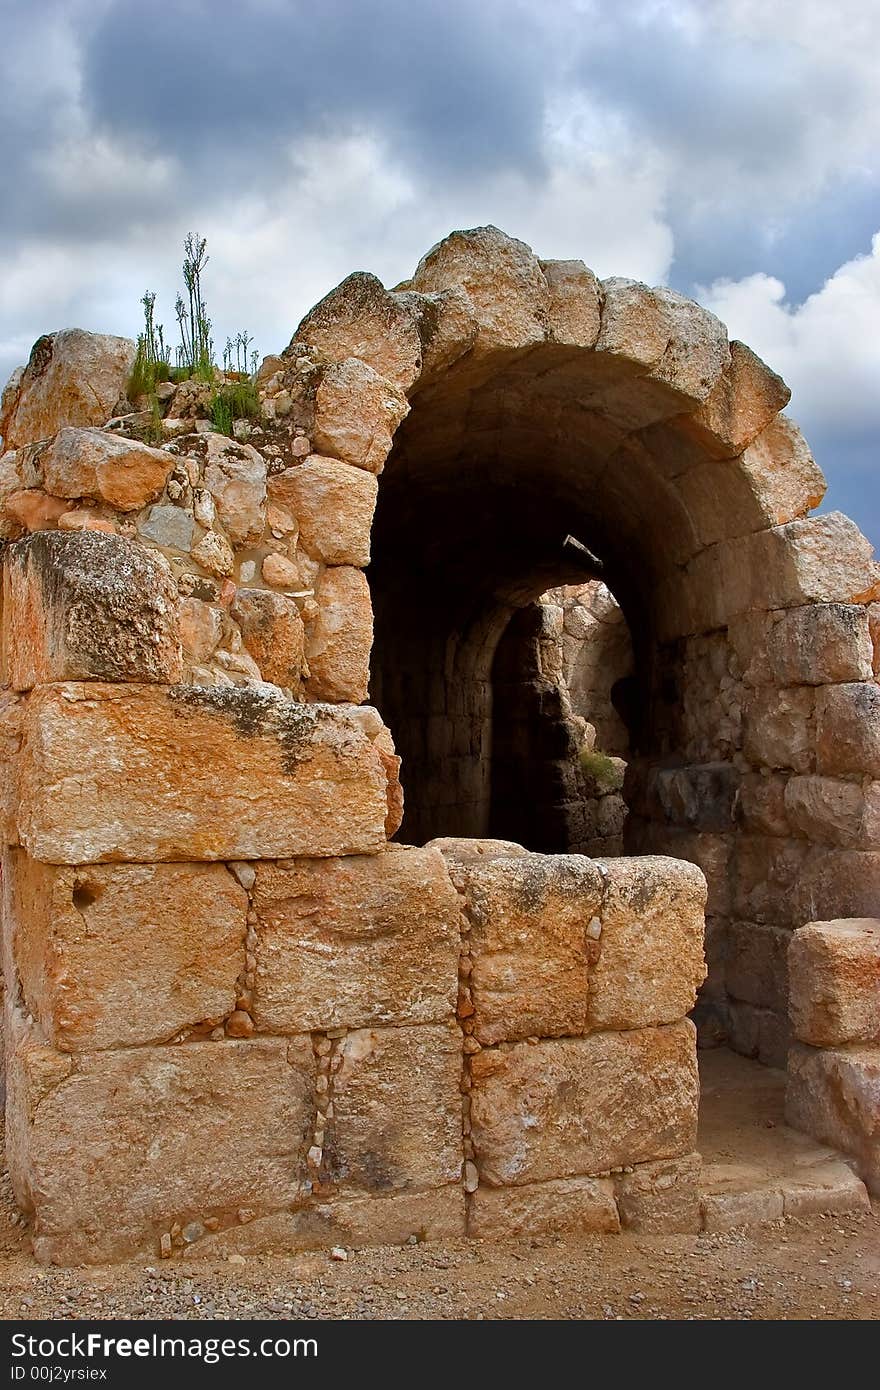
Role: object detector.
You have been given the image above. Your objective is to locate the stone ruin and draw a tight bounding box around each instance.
[0,226,878,1265]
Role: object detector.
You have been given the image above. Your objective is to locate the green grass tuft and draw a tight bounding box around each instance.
[579,748,623,793]
[209,379,261,436]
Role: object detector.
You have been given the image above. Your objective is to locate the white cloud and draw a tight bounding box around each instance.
[700,233,880,432]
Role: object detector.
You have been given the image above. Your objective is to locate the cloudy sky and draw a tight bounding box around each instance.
[1,0,877,541]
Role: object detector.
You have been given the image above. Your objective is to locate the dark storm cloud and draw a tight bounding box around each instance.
[81,0,550,182]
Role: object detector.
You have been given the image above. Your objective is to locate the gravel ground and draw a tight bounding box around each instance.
[0,1165,877,1322]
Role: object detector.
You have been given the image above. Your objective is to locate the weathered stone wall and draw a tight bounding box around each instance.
[2,223,879,1259]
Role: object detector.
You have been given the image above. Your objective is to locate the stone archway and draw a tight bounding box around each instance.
[1,226,878,1262]
[295,226,879,1070]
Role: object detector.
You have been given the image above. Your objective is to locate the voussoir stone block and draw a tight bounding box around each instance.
[2,530,182,689]
[469,1021,699,1187]
[786,1042,880,1195]
[251,847,460,1032]
[789,920,880,1046]
[410,225,549,353]
[6,1020,316,1264]
[16,683,390,863]
[322,1023,463,1194]
[5,850,246,1051]
[736,416,826,528]
[681,339,790,458]
[591,856,706,1030]
[540,259,601,348]
[446,850,603,1044]
[293,271,424,392]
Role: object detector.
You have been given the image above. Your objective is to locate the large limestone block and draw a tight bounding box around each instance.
[653,763,740,833]
[591,857,706,1030]
[870,602,880,673]
[293,271,424,392]
[268,455,377,566]
[305,565,373,703]
[2,530,182,689]
[469,1021,699,1186]
[784,776,865,846]
[685,513,880,632]
[596,278,670,369]
[793,852,880,929]
[41,427,174,512]
[450,852,603,1044]
[751,513,880,610]
[5,851,246,1051]
[789,920,880,1046]
[429,836,530,868]
[16,683,390,863]
[786,1043,880,1195]
[816,682,880,778]
[410,225,549,353]
[732,835,811,927]
[202,434,267,545]
[725,920,791,1012]
[229,588,305,689]
[540,259,601,348]
[0,331,135,451]
[743,686,814,772]
[682,340,790,458]
[770,604,873,686]
[323,1023,462,1193]
[311,358,408,474]
[649,287,730,404]
[394,285,479,384]
[180,1187,466,1257]
[614,1153,702,1233]
[468,1176,619,1238]
[624,822,732,917]
[251,847,460,1032]
[7,1025,317,1263]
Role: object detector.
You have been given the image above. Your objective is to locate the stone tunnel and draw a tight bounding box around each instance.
[0,226,878,1264]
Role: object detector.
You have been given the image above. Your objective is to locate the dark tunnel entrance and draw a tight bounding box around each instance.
[367,350,663,850]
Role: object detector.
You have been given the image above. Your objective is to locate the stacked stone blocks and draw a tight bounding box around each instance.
[786,919,880,1194]
[1,224,879,1261]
